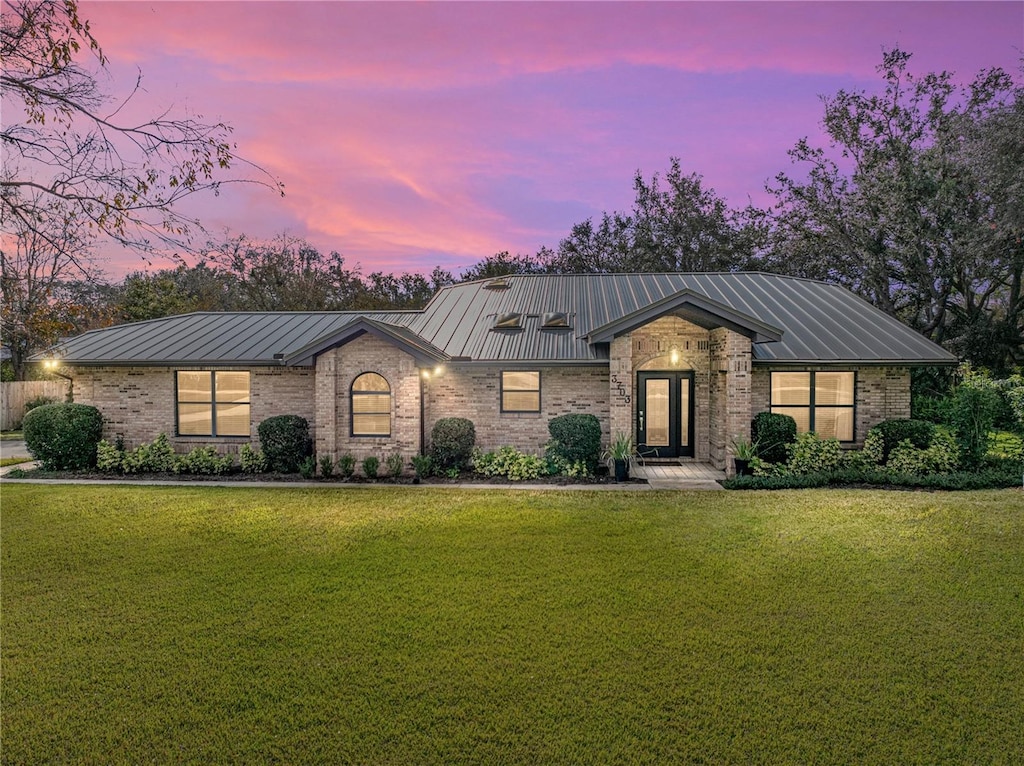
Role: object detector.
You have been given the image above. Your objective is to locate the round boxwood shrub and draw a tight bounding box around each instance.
[257,415,313,473]
[751,411,797,464]
[430,417,476,473]
[22,402,104,470]
[874,418,935,463]
[547,413,602,471]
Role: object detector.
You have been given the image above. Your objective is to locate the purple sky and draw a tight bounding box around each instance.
[79,1,1023,279]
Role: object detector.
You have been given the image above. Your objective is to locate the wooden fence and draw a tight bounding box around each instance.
[0,380,69,431]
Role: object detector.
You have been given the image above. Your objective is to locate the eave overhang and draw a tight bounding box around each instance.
[586,288,784,345]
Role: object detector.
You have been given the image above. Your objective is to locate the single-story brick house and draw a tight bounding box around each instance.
[35,272,957,474]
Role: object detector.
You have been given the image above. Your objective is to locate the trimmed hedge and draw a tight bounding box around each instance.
[257,415,313,473]
[23,403,104,470]
[723,465,1023,491]
[751,412,797,464]
[430,417,476,473]
[547,414,602,471]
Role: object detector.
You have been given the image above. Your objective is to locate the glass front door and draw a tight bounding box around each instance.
[637,371,694,458]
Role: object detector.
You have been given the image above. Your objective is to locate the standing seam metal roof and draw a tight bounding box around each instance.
[38,273,957,366]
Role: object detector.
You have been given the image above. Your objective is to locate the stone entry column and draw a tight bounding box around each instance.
[709,328,752,475]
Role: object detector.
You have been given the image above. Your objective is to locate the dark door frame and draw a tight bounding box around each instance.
[636,371,695,458]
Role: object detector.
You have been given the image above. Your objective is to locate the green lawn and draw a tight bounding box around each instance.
[3,486,1022,764]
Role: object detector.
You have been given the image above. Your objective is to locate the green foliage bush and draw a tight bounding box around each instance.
[473,446,547,481]
[95,439,123,473]
[430,418,476,473]
[886,428,959,476]
[337,453,356,479]
[318,454,335,478]
[257,415,312,473]
[949,380,1003,469]
[548,455,591,477]
[751,412,797,464]
[23,403,104,470]
[411,454,432,480]
[724,465,1022,491]
[299,456,317,479]
[173,446,233,475]
[239,444,268,474]
[786,432,843,475]
[385,453,404,479]
[362,455,380,479]
[24,394,58,414]
[546,414,602,472]
[121,433,177,474]
[874,419,936,462]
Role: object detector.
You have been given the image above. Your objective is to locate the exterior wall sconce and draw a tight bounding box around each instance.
[43,359,74,402]
[669,347,680,366]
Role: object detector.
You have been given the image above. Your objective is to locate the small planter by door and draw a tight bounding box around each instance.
[734,458,751,477]
[614,458,630,482]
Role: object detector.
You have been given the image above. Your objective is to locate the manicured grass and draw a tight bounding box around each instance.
[0,430,23,441]
[0,457,31,467]
[3,486,1023,763]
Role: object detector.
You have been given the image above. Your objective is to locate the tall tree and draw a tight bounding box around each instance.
[765,49,1021,368]
[545,159,757,274]
[0,192,100,379]
[1,0,282,252]
[113,263,239,322]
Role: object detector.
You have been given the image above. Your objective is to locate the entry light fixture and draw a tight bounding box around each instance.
[670,346,680,366]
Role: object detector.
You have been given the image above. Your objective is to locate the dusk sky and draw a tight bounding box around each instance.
[79,1,1023,279]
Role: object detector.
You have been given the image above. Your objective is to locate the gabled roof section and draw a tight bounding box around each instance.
[586,288,783,344]
[284,317,449,367]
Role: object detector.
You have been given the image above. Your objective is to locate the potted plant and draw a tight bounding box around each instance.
[731,437,757,476]
[603,433,637,482]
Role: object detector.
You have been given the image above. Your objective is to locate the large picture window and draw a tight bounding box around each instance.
[351,372,391,436]
[770,371,855,441]
[176,371,250,437]
[501,371,540,412]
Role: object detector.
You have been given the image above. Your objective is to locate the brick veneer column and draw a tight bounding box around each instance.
[710,328,752,475]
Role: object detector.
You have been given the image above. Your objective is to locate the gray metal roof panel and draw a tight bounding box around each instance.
[38,273,957,366]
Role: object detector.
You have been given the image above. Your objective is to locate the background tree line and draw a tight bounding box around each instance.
[3,2,1021,380]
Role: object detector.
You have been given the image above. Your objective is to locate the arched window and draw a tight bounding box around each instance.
[351,372,391,436]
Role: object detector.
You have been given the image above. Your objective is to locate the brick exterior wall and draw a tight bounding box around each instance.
[709,328,752,472]
[315,335,421,466]
[69,365,315,452]
[751,366,912,444]
[424,365,609,453]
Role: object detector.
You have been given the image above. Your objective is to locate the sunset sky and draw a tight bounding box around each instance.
[77,1,1023,279]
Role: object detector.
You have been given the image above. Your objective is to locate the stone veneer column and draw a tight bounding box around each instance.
[710,328,752,476]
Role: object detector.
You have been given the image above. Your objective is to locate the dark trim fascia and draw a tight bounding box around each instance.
[587,288,784,344]
[753,359,959,368]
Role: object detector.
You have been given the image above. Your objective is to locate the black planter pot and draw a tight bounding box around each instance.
[734,458,751,477]
[614,458,630,482]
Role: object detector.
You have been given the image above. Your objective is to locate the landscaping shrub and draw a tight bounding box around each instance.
[429,417,476,473]
[724,465,1023,491]
[385,453,404,479]
[121,433,177,474]
[949,384,1001,469]
[318,454,335,478]
[173,446,233,475]
[24,394,58,414]
[473,446,547,481]
[95,440,124,473]
[257,415,312,473]
[23,403,104,470]
[874,419,936,462]
[411,454,432,480]
[239,444,268,474]
[362,455,380,479]
[299,456,317,479]
[886,428,959,476]
[546,413,602,471]
[751,412,797,464]
[337,453,356,479]
[785,432,843,475]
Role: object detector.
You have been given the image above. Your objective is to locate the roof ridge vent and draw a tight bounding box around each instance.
[483,277,511,290]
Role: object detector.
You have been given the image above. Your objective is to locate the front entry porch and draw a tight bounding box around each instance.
[631,460,726,489]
